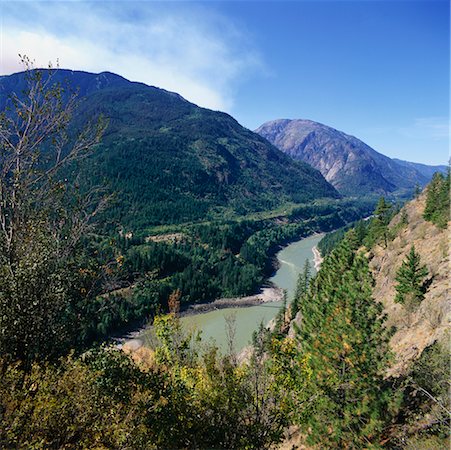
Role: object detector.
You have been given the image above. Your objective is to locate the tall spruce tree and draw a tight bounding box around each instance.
[295,237,391,448]
[371,196,393,247]
[394,245,428,309]
[423,171,450,229]
[291,259,311,319]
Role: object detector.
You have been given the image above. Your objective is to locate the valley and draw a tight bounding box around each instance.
[133,233,323,353]
[0,62,448,450]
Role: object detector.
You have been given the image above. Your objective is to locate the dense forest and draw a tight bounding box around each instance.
[0,67,339,231]
[0,62,448,449]
[2,182,448,448]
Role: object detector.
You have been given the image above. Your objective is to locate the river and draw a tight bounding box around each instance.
[177,233,323,352]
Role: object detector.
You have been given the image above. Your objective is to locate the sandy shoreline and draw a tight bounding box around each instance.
[116,285,284,348]
[118,234,324,349]
[312,245,323,271]
[183,286,284,316]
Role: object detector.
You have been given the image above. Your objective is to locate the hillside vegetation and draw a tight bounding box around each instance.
[0,63,448,449]
[0,66,367,345]
[369,186,449,377]
[0,70,338,231]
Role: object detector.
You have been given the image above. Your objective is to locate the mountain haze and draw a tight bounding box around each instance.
[0,71,338,229]
[255,119,445,197]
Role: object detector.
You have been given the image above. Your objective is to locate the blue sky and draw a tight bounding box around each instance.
[1,0,449,164]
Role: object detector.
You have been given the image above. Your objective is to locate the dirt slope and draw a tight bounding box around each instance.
[369,193,449,376]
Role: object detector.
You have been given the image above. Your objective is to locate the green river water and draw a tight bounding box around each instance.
[177,233,323,352]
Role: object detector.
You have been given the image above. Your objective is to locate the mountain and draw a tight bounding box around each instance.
[0,71,338,229]
[255,118,445,197]
[392,158,448,180]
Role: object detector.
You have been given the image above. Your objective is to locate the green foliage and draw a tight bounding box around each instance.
[423,170,450,229]
[369,196,394,247]
[290,259,311,319]
[318,197,397,257]
[0,333,288,449]
[0,230,93,363]
[0,60,107,364]
[44,69,339,230]
[153,313,199,366]
[317,223,353,256]
[394,245,429,309]
[408,339,450,439]
[292,238,392,448]
[391,339,451,448]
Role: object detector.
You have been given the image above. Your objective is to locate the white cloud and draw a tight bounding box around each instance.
[0,2,263,112]
[399,117,450,141]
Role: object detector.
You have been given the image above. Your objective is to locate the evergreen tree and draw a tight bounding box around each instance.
[274,291,288,335]
[374,196,392,247]
[291,259,311,319]
[364,197,393,248]
[423,170,450,229]
[295,238,391,448]
[394,245,429,309]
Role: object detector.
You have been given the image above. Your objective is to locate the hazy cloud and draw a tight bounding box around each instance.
[399,117,450,140]
[1,2,263,111]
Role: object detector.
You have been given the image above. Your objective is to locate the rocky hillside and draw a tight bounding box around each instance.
[369,193,449,377]
[255,118,446,197]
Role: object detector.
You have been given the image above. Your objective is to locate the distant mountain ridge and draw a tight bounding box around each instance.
[0,70,338,230]
[256,118,447,197]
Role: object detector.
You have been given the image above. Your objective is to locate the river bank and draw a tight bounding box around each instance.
[116,286,284,349]
[312,245,323,270]
[183,286,284,316]
[120,233,324,353]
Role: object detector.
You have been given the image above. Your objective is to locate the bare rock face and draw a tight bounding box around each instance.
[256,119,446,197]
[369,193,449,377]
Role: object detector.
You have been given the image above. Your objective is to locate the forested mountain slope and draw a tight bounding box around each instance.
[279,175,449,448]
[0,70,338,230]
[369,191,449,376]
[256,118,446,197]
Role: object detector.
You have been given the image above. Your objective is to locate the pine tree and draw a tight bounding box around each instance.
[274,291,288,334]
[423,170,450,229]
[295,238,391,448]
[373,196,393,247]
[364,197,393,248]
[394,245,429,309]
[291,259,311,319]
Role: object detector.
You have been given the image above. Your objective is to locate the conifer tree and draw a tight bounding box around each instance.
[394,245,428,309]
[295,238,391,448]
[274,291,288,334]
[291,259,311,319]
[374,196,392,247]
[423,170,450,229]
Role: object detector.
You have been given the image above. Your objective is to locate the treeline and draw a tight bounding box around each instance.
[318,196,405,256]
[81,196,375,342]
[317,222,355,256]
[2,206,448,449]
[319,170,450,258]
[269,190,449,448]
[423,170,450,229]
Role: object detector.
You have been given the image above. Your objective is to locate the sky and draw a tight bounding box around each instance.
[0,0,449,165]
